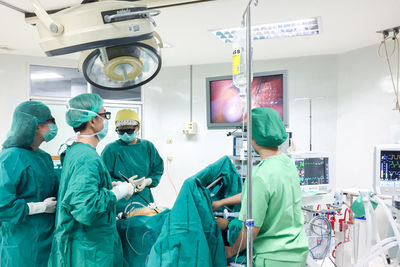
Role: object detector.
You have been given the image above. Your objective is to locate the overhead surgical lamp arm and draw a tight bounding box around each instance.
[153,31,164,48]
[30,0,64,35]
[103,9,160,23]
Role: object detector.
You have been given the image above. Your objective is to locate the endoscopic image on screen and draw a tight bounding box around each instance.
[209,74,284,124]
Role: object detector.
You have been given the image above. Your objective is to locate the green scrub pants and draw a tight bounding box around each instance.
[254,256,306,267]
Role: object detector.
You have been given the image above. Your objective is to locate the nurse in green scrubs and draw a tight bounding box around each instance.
[101,109,164,213]
[0,101,58,267]
[222,107,309,266]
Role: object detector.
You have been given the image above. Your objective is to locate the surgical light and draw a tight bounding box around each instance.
[26,0,163,90]
[211,17,321,43]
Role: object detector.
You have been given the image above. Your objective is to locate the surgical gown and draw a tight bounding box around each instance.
[0,147,58,267]
[239,153,309,266]
[48,142,123,267]
[101,139,164,213]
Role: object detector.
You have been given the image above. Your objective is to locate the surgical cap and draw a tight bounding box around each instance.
[65,93,103,128]
[3,101,51,149]
[252,107,287,147]
[115,109,140,127]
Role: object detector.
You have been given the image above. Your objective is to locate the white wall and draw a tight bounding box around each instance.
[146,55,339,206]
[336,44,400,190]
[0,54,77,146]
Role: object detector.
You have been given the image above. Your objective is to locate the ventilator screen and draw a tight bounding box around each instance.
[295,157,329,186]
[380,150,400,181]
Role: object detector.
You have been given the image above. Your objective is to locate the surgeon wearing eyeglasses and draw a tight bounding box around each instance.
[101,109,164,213]
[48,93,133,267]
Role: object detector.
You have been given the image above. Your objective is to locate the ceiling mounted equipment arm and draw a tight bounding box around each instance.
[30,0,64,34]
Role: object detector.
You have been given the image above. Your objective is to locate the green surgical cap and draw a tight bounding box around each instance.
[3,101,51,149]
[65,93,103,128]
[252,107,287,147]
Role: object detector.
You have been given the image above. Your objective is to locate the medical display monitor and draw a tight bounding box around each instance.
[374,145,400,195]
[206,70,288,129]
[290,152,331,192]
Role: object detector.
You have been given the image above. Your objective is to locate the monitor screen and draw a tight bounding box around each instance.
[379,150,400,181]
[295,157,329,186]
[206,71,288,129]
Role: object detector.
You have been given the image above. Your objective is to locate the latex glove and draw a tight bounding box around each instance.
[27,197,57,215]
[111,182,134,201]
[136,178,152,192]
[128,177,144,189]
[127,175,139,186]
[112,181,123,187]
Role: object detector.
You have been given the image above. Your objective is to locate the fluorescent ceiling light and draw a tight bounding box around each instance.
[30,73,64,80]
[210,17,321,43]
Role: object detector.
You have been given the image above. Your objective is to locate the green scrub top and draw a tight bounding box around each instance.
[0,147,58,267]
[101,139,164,213]
[48,142,123,267]
[239,153,308,266]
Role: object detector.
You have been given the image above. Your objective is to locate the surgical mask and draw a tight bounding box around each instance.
[96,119,109,140]
[43,123,58,142]
[119,132,136,143]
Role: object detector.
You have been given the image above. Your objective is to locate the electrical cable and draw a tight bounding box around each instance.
[166,158,178,196]
[234,227,245,264]
[308,215,331,264]
[125,205,143,255]
[308,216,324,259]
[378,34,400,109]
[328,256,337,267]
[320,216,332,267]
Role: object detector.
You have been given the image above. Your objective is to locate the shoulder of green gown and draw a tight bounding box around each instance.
[138,139,155,147]
[65,142,98,159]
[104,139,124,150]
[0,147,35,169]
[36,148,53,158]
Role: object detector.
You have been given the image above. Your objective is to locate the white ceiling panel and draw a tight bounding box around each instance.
[0,0,399,66]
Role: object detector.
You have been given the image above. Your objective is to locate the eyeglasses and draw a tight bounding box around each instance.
[98,112,111,120]
[116,128,136,135]
[46,117,56,124]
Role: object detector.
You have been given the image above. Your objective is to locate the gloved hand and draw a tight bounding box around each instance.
[127,175,139,186]
[129,177,144,189]
[27,197,57,215]
[111,182,134,201]
[135,178,152,192]
[112,181,123,187]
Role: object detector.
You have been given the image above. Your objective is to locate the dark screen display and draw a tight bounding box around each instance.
[295,157,329,186]
[380,150,400,181]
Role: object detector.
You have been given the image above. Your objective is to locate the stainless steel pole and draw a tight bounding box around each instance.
[309,99,312,151]
[245,4,254,267]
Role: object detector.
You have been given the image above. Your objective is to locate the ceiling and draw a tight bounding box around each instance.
[0,0,399,66]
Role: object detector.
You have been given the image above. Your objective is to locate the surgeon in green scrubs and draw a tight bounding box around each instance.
[0,101,58,267]
[101,109,164,213]
[220,107,309,267]
[48,93,134,267]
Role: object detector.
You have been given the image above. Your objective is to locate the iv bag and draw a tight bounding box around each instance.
[232,28,247,97]
[232,28,253,99]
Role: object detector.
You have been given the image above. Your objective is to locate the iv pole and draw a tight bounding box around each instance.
[242,1,257,266]
[295,97,323,152]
